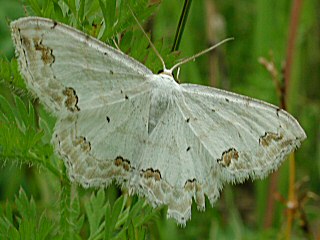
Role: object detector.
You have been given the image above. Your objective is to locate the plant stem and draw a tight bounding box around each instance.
[284,0,303,239]
[263,0,303,231]
[284,0,303,99]
[171,0,192,52]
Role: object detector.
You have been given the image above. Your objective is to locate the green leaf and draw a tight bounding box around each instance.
[52,2,65,21]
[0,211,18,239]
[25,0,43,16]
[42,0,54,18]
[0,90,59,177]
[0,95,15,124]
[37,212,55,240]
[62,0,77,18]
[0,188,55,239]
[110,195,125,231]
[78,0,86,22]
[125,198,143,225]
[15,188,37,222]
[85,189,106,238]
[0,58,26,93]
[137,227,146,240]
[104,202,111,240]
[99,0,116,39]
[127,220,135,240]
[60,183,83,240]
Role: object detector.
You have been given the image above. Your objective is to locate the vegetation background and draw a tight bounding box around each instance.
[0,0,319,239]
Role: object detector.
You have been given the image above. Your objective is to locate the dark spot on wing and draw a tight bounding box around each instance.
[106,116,110,123]
[225,98,230,103]
[186,146,191,152]
[83,181,90,188]
[125,95,129,100]
[110,70,114,74]
[51,21,58,29]
[186,118,190,123]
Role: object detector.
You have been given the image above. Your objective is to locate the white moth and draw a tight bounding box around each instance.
[11,17,306,225]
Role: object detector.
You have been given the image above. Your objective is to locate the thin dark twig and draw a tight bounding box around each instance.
[171,0,192,52]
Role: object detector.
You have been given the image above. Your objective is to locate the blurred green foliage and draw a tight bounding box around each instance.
[0,0,319,239]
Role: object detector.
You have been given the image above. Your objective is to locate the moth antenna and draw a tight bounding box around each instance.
[129,8,167,72]
[169,37,234,72]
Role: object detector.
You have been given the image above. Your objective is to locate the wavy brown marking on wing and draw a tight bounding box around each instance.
[20,34,31,49]
[142,168,162,181]
[184,178,196,192]
[33,37,55,65]
[73,136,91,152]
[63,87,80,112]
[259,132,283,147]
[114,156,132,171]
[217,148,239,167]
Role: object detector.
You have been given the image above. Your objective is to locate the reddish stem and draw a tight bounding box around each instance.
[284,0,303,108]
[263,0,303,231]
[284,0,303,238]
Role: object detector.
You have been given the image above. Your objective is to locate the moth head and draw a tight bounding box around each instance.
[157,68,175,77]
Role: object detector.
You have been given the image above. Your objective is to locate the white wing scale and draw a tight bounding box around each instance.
[180,83,304,182]
[11,17,151,114]
[11,17,306,226]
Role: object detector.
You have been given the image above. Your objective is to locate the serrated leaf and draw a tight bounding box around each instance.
[36,212,55,240]
[0,95,15,124]
[127,220,135,240]
[110,195,125,231]
[133,207,157,228]
[85,189,106,238]
[137,227,146,240]
[104,202,111,240]
[99,0,116,39]
[120,30,133,53]
[0,216,16,239]
[130,31,149,63]
[53,2,65,21]
[43,0,54,18]
[13,95,29,132]
[25,0,43,16]
[0,58,11,81]
[62,0,77,17]
[15,188,37,221]
[19,218,35,239]
[126,199,143,225]
[78,0,86,22]
[105,0,116,30]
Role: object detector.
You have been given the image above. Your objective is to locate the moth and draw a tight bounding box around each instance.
[11,17,306,225]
